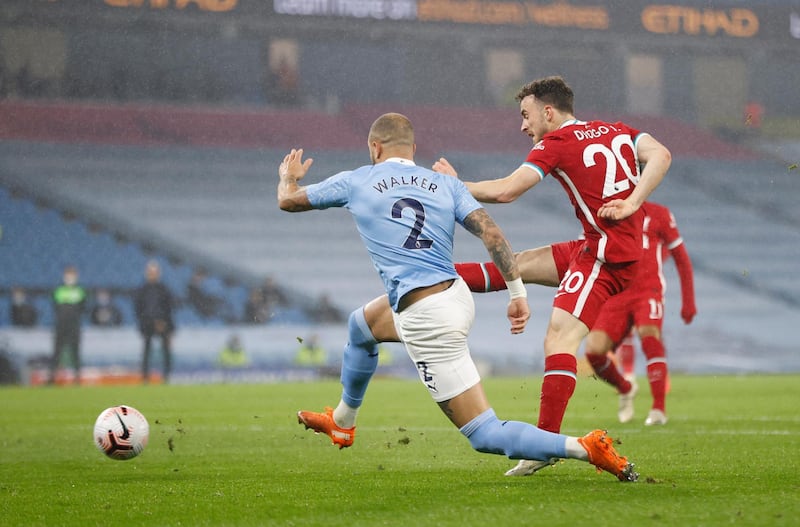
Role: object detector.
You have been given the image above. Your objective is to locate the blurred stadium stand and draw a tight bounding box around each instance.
[2,0,799,383]
[0,101,798,378]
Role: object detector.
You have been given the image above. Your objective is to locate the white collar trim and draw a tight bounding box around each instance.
[559,119,585,129]
[385,157,416,166]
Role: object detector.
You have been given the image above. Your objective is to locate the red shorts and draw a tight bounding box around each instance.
[592,288,665,345]
[550,240,640,329]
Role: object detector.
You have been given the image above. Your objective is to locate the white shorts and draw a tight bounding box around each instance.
[392,278,481,402]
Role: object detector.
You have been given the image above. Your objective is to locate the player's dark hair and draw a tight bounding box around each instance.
[516,76,574,114]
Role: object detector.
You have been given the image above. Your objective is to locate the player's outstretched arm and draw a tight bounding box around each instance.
[433,158,540,204]
[462,208,530,334]
[468,166,541,204]
[278,148,315,212]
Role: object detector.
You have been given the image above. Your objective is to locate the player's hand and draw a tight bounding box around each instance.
[280,148,313,182]
[597,199,637,221]
[432,157,458,177]
[507,298,530,334]
[681,304,696,324]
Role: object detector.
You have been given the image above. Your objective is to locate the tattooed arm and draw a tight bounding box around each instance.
[462,208,530,334]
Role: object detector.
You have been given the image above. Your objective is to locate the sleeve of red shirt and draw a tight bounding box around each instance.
[671,243,696,324]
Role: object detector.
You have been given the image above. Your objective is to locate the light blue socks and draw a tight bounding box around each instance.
[340,307,379,409]
[460,408,568,460]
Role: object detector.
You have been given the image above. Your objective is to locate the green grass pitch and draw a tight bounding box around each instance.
[2,374,799,526]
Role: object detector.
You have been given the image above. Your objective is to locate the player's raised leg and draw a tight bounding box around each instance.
[455,246,561,292]
[617,332,637,379]
[298,296,399,448]
[585,330,637,423]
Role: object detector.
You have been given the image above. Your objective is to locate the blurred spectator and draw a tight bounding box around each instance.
[50,265,87,384]
[294,334,326,367]
[261,276,288,310]
[10,286,38,327]
[744,101,763,129]
[0,58,8,99]
[186,269,237,323]
[243,287,271,324]
[307,293,344,323]
[0,337,21,384]
[15,63,33,97]
[187,269,223,319]
[377,344,394,367]
[267,58,300,107]
[15,63,46,98]
[90,288,123,327]
[134,260,175,383]
[217,334,250,370]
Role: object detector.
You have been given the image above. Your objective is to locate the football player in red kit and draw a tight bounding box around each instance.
[445,76,671,475]
[585,201,696,426]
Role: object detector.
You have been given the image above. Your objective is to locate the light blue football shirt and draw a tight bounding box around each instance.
[305,158,483,311]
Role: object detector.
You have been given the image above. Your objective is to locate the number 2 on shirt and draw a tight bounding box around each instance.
[392,198,433,249]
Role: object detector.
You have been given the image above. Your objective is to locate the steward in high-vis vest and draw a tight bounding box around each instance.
[50,265,87,384]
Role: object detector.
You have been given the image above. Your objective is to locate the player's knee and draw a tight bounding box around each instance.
[585,330,612,355]
[348,308,377,348]
[636,325,661,340]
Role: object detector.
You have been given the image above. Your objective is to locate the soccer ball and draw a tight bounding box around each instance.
[93,405,149,460]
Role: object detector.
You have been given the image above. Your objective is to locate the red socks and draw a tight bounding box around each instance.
[617,333,636,377]
[538,354,577,433]
[586,352,632,394]
[641,336,667,412]
[455,262,506,292]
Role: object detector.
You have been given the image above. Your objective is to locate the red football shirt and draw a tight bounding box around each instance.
[523,119,649,263]
[639,201,683,296]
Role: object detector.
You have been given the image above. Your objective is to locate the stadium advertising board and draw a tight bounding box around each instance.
[15,0,800,43]
[639,5,758,38]
[103,0,239,11]
[415,0,608,28]
[270,1,797,43]
[273,0,417,20]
